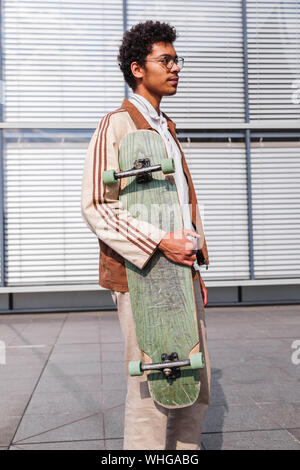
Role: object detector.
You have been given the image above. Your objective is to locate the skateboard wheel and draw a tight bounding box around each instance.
[190,352,205,369]
[128,360,143,376]
[103,169,116,185]
[161,158,175,175]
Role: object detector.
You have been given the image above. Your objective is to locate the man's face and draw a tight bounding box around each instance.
[134,42,182,97]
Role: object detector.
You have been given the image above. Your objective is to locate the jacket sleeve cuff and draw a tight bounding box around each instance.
[130,229,167,270]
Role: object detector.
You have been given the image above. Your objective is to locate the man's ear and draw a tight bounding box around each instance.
[131,61,144,82]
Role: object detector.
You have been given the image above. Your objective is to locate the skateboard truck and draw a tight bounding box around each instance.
[128,352,205,378]
[133,157,153,184]
[102,157,175,185]
[161,352,181,379]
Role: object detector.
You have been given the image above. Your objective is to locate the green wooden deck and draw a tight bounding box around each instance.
[118,130,200,408]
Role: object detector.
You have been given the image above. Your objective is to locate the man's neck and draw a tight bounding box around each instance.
[133,87,162,114]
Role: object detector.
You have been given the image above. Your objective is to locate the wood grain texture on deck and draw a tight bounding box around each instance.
[119,130,200,408]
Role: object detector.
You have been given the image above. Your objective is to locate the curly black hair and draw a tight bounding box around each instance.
[118,21,177,90]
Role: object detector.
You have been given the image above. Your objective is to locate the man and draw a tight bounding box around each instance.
[81,20,210,450]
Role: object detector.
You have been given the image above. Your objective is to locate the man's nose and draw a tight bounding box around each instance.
[171,62,181,72]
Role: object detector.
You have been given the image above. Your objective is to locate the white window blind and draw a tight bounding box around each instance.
[4,133,300,285]
[1,1,300,290]
[2,0,124,121]
[4,130,99,285]
[128,0,245,127]
[251,142,300,278]
[182,142,250,279]
[247,0,300,122]
[3,135,251,285]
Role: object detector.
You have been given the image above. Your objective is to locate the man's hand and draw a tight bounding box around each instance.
[158,229,200,267]
[199,275,208,307]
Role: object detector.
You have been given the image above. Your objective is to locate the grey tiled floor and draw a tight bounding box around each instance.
[0,305,299,450]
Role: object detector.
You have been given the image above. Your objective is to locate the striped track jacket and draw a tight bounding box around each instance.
[81,99,209,292]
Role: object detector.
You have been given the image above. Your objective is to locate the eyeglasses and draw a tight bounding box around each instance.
[145,56,184,70]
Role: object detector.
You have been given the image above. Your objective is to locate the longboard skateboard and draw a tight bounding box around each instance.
[103,130,204,409]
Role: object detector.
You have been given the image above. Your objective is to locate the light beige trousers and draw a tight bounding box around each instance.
[111,276,211,450]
